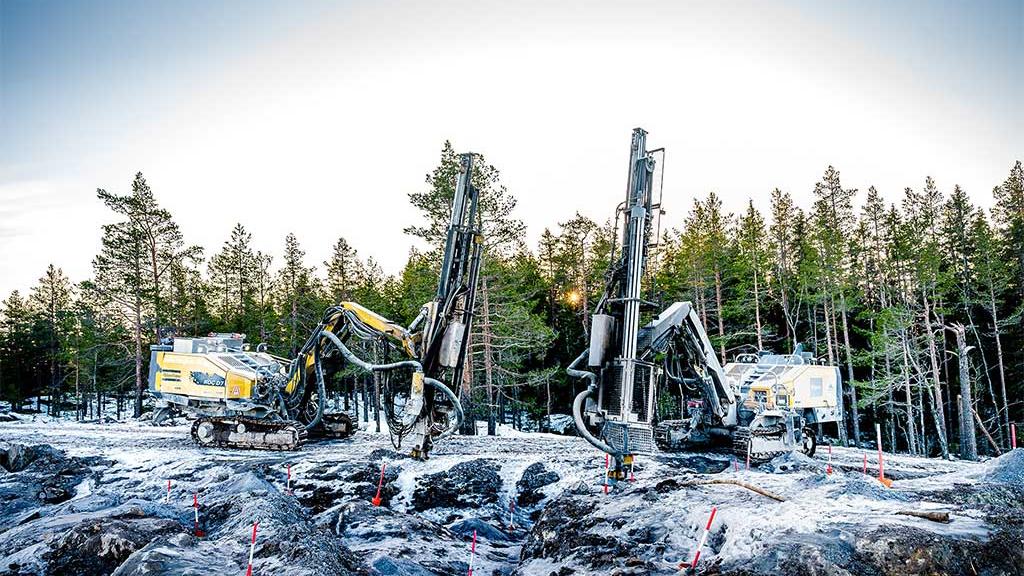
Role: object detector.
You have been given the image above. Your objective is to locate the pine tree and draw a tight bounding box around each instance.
[811,166,857,443]
[969,211,1012,445]
[275,233,320,354]
[90,184,151,418]
[0,291,36,408]
[767,189,802,349]
[691,193,731,359]
[903,177,950,457]
[406,141,525,255]
[733,200,768,351]
[253,251,275,344]
[27,265,75,414]
[325,237,360,303]
[992,161,1024,303]
[97,173,199,341]
[207,223,255,332]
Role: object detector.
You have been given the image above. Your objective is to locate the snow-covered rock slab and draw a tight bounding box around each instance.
[1,420,1022,575]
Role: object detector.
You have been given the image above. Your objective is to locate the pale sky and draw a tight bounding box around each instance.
[1,0,1021,297]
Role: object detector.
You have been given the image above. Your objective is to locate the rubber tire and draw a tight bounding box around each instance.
[801,427,817,457]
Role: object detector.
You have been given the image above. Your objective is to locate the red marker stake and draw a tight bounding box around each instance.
[193,493,205,537]
[876,423,891,487]
[165,480,171,504]
[745,441,751,470]
[467,529,477,576]
[508,498,516,529]
[862,453,867,475]
[680,506,718,570]
[372,462,387,506]
[286,464,292,494]
[245,521,259,576]
[629,457,635,482]
[826,445,833,475]
[603,454,610,494]
[733,459,739,472]
[1012,424,1017,450]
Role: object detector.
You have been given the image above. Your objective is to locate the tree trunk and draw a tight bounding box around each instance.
[780,284,795,350]
[883,327,897,451]
[134,299,144,418]
[839,291,860,445]
[917,383,927,454]
[714,268,725,359]
[74,351,80,422]
[823,295,847,443]
[922,291,949,458]
[361,377,370,423]
[951,325,977,460]
[150,245,162,342]
[753,262,763,351]
[988,285,1010,448]
[459,351,475,435]
[372,372,382,433]
[92,349,99,421]
[481,278,497,436]
[900,330,918,455]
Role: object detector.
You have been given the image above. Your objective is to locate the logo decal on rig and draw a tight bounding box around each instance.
[191,372,225,387]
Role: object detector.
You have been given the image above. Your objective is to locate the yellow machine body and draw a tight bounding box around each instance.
[724,353,843,426]
[148,300,425,425]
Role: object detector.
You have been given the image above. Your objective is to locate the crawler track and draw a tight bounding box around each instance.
[190,416,308,450]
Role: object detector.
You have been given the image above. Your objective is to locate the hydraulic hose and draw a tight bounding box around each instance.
[425,377,464,439]
[566,351,597,387]
[567,351,619,456]
[319,330,423,373]
[303,340,326,431]
[320,330,464,439]
[275,390,291,420]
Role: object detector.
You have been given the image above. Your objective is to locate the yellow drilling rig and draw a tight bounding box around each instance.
[148,153,483,458]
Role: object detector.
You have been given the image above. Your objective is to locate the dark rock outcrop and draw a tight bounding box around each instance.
[411,459,501,511]
[516,462,560,507]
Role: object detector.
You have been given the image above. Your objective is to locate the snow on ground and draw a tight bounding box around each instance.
[1,417,1022,575]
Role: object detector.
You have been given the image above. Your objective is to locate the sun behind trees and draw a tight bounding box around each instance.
[0,153,1021,456]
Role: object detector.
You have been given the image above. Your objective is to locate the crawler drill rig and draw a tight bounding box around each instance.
[568,129,815,480]
[149,153,483,458]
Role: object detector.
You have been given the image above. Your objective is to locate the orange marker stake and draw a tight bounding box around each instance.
[371,461,387,506]
[826,444,833,475]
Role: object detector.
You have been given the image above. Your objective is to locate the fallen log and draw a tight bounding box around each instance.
[683,479,787,502]
[895,510,951,523]
[971,405,1002,456]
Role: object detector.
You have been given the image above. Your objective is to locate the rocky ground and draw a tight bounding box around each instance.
[1,416,1022,575]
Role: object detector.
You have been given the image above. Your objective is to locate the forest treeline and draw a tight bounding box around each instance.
[1,143,1021,459]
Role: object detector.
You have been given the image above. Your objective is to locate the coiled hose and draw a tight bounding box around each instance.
[567,351,619,456]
